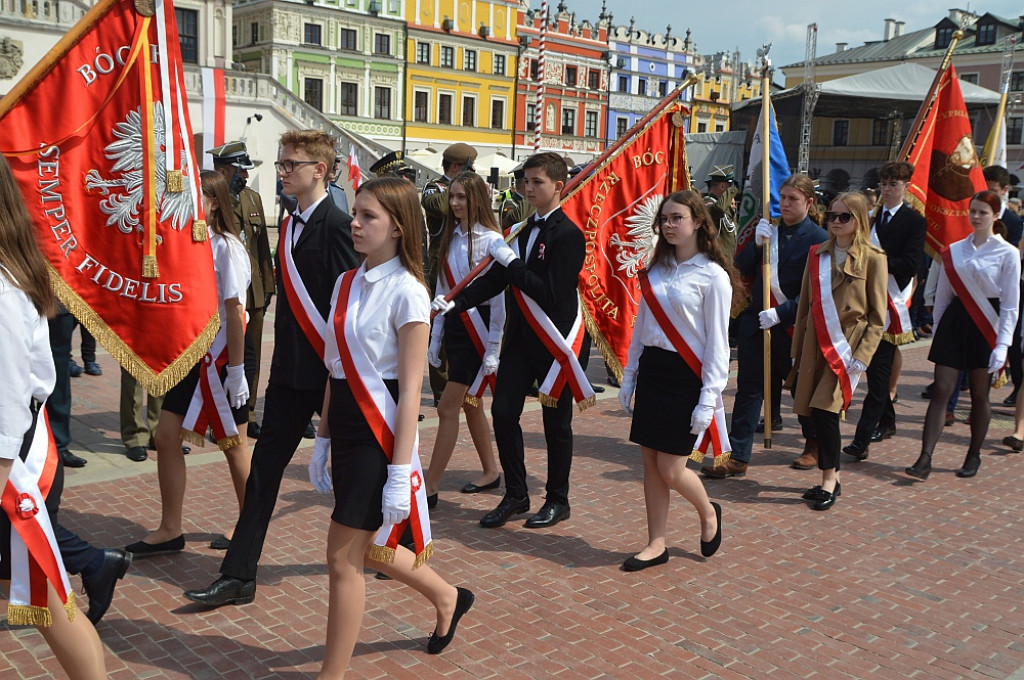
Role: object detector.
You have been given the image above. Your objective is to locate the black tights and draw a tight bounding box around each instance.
[922,365,991,457]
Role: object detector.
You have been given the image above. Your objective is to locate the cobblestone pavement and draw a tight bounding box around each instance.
[3,324,1024,679]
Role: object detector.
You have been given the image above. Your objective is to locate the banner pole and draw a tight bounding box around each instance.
[760,54,773,450]
[897,30,963,161]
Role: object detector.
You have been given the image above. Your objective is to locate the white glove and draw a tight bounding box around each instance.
[490,239,518,267]
[754,218,773,246]
[482,343,500,375]
[618,375,636,414]
[689,403,715,435]
[382,464,412,526]
[428,335,442,368]
[989,345,1008,373]
[224,364,249,409]
[431,294,455,316]
[308,436,332,493]
[846,358,868,375]
[758,308,781,329]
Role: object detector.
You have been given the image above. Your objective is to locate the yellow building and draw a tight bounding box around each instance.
[405,0,519,156]
[689,51,760,133]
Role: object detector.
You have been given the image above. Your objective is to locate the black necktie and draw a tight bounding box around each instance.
[879,211,891,229]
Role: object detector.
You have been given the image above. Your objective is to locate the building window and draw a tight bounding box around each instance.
[414,91,429,123]
[618,75,628,92]
[584,110,598,138]
[464,49,477,71]
[588,69,600,90]
[438,93,453,125]
[303,23,322,46]
[935,26,953,50]
[416,42,430,64]
[340,28,357,51]
[659,80,668,97]
[561,108,575,135]
[340,83,357,116]
[232,25,239,48]
[976,22,997,46]
[1008,117,1023,145]
[374,34,390,55]
[374,87,391,119]
[565,66,577,87]
[176,8,198,63]
[527,103,537,131]
[530,59,539,81]
[960,73,979,85]
[697,122,707,133]
[872,119,889,146]
[462,96,476,127]
[833,119,849,146]
[494,54,506,76]
[491,99,505,130]
[715,124,725,132]
[616,117,628,137]
[304,78,323,111]
[1011,71,1024,91]
[637,78,647,96]
[250,22,258,45]
[441,46,454,68]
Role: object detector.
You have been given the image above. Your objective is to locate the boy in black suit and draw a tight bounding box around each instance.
[433,152,588,529]
[184,130,357,608]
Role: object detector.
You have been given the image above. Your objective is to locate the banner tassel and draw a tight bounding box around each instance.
[192,219,208,242]
[142,254,160,279]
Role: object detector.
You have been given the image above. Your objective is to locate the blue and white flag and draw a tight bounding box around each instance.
[736,102,789,253]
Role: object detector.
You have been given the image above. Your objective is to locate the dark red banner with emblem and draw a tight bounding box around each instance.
[0,0,217,395]
[906,64,987,257]
[561,107,690,379]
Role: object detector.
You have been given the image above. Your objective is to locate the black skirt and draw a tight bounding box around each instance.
[328,377,400,531]
[928,297,998,370]
[161,361,248,425]
[629,346,701,455]
[444,304,490,385]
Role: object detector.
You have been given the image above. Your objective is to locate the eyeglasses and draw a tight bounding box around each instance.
[274,160,318,174]
[657,214,692,227]
[825,211,854,224]
[879,181,904,189]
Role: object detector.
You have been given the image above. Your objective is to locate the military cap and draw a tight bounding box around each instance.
[207,141,257,169]
[370,150,407,177]
[706,164,734,184]
[511,162,525,181]
[442,142,478,168]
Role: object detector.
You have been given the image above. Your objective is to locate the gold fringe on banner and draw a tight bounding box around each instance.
[166,169,184,193]
[576,394,597,412]
[582,304,623,383]
[180,430,207,448]
[367,543,395,565]
[690,450,731,467]
[192,219,208,242]
[538,393,559,408]
[6,592,76,627]
[216,434,243,451]
[142,254,159,279]
[884,330,917,346]
[463,394,480,408]
[412,541,434,569]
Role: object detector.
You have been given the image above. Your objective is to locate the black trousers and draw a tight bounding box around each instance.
[853,340,896,445]
[220,381,324,581]
[810,407,841,471]
[46,310,75,454]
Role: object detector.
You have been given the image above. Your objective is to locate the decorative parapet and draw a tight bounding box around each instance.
[609,92,662,114]
[0,0,90,27]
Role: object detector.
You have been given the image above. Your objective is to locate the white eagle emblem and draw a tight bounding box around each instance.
[609,193,662,279]
[84,101,195,236]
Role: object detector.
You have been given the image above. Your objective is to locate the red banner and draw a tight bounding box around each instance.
[561,107,690,378]
[906,64,987,256]
[0,0,217,395]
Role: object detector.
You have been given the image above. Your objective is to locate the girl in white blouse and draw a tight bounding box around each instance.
[424,171,504,507]
[910,190,1021,480]
[310,177,473,677]
[618,190,741,570]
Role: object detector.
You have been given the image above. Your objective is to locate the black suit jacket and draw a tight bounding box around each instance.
[875,202,927,290]
[1002,208,1024,248]
[454,208,585,351]
[736,215,828,338]
[270,198,358,391]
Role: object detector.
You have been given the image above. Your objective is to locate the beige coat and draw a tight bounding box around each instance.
[790,240,888,415]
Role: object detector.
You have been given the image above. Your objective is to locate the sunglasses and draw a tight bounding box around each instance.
[825,211,854,224]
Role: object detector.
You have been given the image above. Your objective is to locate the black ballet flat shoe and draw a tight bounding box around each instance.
[209,535,231,550]
[460,476,501,494]
[905,453,932,480]
[1003,435,1024,452]
[956,451,981,478]
[427,587,475,654]
[811,490,838,511]
[125,534,185,557]
[426,493,438,509]
[621,548,669,572]
[802,483,842,501]
[700,501,723,557]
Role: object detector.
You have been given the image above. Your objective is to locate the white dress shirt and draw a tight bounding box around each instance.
[211,232,252,327]
[430,222,506,349]
[324,256,430,380]
[934,233,1021,348]
[290,193,329,249]
[623,252,732,408]
[0,271,55,460]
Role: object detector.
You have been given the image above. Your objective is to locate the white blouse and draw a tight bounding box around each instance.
[211,232,252,328]
[623,253,732,408]
[324,256,430,380]
[430,222,506,349]
[934,233,1021,348]
[0,271,55,460]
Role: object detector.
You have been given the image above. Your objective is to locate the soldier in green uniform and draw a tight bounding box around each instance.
[208,141,275,440]
[704,165,739,260]
[500,163,532,231]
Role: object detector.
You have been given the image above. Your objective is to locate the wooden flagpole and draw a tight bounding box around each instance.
[760,51,773,449]
[897,30,964,161]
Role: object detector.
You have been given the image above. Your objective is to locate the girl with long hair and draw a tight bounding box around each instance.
[423,171,503,507]
[308,177,473,678]
[617,190,741,570]
[128,170,252,555]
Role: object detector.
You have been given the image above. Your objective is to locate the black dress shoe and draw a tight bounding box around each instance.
[427,587,475,654]
[82,549,132,624]
[755,417,784,433]
[1003,435,1024,452]
[209,535,231,550]
[426,493,438,509]
[842,441,869,461]
[905,453,932,480]
[125,534,185,557]
[812,489,838,511]
[607,375,620,388]
[621,548,669,572]
[460,475,501,494]
[479,495,530,528]
[524,500,570,529]
[183,576,256,607]
[700,501,723,557]
[802,482,841,501]
[956,451,981,478]
[870,424,895,442]
[61,450,87,468]
[303,421,317,439]
[247,421,261,439]
[1004,392,1018,406]
[921,384,934,399]
[591,383,606,393]
[126,446,148,462]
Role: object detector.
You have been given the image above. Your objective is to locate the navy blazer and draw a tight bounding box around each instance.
[1002,208,1023,248]
[736,215,828,338]
[874,203,927,290]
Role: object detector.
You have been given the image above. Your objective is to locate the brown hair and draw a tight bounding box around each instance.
[355,177,426,287]
[439,171,501,272]
[279,130,336,172]
[523,151,568,184]
[780,173,816,201]
[0,153,56,317]
[200,170,241,239]
[648,190,745,308]
[879,161,914,182]
[972,190,1008,238]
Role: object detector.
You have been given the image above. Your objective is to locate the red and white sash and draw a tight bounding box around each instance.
[639,268,731,467]
[332,269,432,567]
[440,260,495,407]
[870,227,915,345]
[941,244,1007,386]
[511,228,596,409]
[181,319,245,451]
[1,408,74,626]
[809,249,861,413]
[767,227,794,338]
[280,215,326,358]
